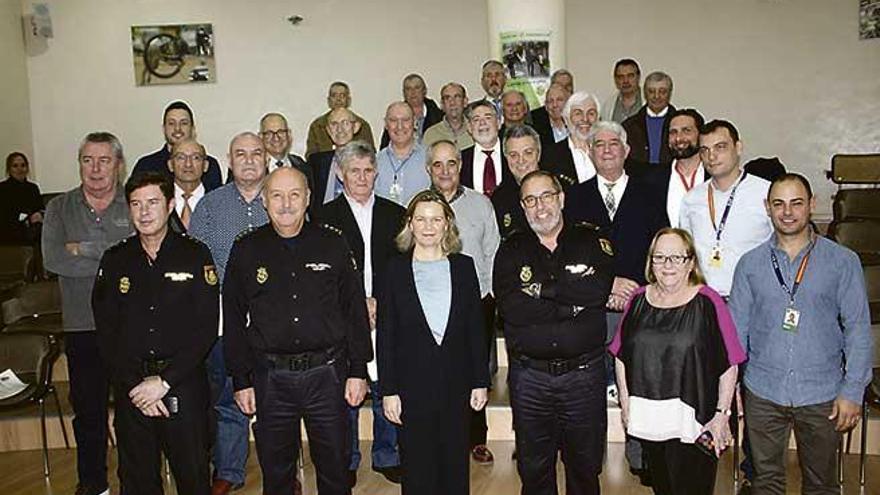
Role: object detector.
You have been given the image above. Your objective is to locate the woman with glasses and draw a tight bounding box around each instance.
[377,190,489,495]
[608,227,746,495]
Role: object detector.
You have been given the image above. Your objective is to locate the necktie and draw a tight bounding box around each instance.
[482,150,497,196]
[180,192,193,230]
[276,160,284,169]
[604,182,617,219]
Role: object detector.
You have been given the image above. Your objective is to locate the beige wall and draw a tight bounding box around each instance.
[22,0,880,216]
[567,0,880,218]
[1,0,33,175]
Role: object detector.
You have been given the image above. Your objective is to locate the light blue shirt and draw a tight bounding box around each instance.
[729,235,873,406]
[375,143,430,207]
[413,258,451,345]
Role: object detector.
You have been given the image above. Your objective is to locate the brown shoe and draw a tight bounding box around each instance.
[471,444,494,464]
[294,478,303,495]
[211,479,235,495]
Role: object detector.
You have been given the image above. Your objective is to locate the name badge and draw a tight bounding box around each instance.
[164,272,193,282]
[708,245,723,268]
[782,307,800,332]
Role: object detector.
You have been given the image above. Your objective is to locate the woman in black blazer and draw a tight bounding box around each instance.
[377,190,490,495]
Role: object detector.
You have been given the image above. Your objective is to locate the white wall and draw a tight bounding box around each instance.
[567,0,880,218]
[22,0,880,216]
[1,0,33,173]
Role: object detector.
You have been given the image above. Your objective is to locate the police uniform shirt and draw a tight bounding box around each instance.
[490,179,528,240]
[92,231,220,389]
[223,223,373,391]
[493,222,614,359]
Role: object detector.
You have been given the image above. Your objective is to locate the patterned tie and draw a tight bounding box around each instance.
[482,150,497,196]
[604,182,617,219]
[180,192,193,230]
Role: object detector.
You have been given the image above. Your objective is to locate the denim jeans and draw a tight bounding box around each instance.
[207,339,250,485]
[349,380,399,470]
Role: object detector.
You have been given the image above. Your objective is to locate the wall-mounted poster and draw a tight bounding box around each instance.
[499,31,551,110]
[131,23,216,86]
[861,0,880,39]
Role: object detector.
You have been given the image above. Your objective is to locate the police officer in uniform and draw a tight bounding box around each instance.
[493,170,614,495]
[93,172,218,495]
[223,167,372,495]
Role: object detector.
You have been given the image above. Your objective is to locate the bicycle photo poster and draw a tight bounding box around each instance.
[131,23,216,86]
[499,31,551,110]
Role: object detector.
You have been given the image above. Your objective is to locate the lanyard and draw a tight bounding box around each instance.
[769,239,814,305]
[707,174,744,242]
[675,165,699,192]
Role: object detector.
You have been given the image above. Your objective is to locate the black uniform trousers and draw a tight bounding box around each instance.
[65,332,110,489]
[113,369,211,495]
[509,355,607,495]
[469,295,496,448]
[253,361,350,495]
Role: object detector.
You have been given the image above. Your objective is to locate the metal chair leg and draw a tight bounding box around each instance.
[838,435,845,487]
[39,398,50,477]
[50,385,70,449]
[859,401,868,487]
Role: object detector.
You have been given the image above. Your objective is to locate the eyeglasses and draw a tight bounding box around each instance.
[260,129,290,140]
[172,153,205,164]
[650,254,692,265]
[521,191,560,209]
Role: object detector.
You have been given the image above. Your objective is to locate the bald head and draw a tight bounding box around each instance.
[228,132,266,186]
[263,167,310,237]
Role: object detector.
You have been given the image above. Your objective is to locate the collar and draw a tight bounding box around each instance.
[476,140,500,154]
[710,168,745,193]
[646,106,669,118]
[174,182,205,199]
[343,192,375,211]
[597,172,628,189]
[430,184,464,203]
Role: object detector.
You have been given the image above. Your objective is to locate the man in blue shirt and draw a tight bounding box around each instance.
[375,102,430,207]
[730,173,873,494]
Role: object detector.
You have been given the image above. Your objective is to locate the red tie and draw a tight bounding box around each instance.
[482,150,497,196]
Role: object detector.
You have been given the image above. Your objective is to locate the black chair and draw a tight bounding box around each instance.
[0,331,69,476]
[0,245,33,291]
[2,281,63,335]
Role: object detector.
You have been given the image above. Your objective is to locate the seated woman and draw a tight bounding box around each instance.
[377,190,489,495]
[609,227,746,495]
[0,152,44,244]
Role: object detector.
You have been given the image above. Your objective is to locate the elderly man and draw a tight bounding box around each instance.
[495,169,614,495]
[260,113,311,177]
[312,141,406,487]
[460,100,513,196]
[541,91,601,189]
[375,101,431,207]
[307,107,363,211]
[166,138,208,233]
[494,125,542,239]
[224,167,372,495]
[531,83,571,149]
[480,60,508,117]
[42,132,133,495]
[188,132,269,495]
[423,82,474,150]
[93,171,218,495]
[730,174,873,494]
[501,90,529,129]
[306,81,375,157]
[427,139,501,465]
[132,101,223,191]
[380,74,444,148]
[601,59,643,124]
[622,71,676,168]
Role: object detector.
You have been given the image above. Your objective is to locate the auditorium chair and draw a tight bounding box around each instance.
[1,281,63,335]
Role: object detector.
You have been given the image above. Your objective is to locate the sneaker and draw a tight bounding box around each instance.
[471,444,495,464]
[74,484,109,495]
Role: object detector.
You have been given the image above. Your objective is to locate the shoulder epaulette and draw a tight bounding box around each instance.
[574,221,601,232]
[320,223,344,237]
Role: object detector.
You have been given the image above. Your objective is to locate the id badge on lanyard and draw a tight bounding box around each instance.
[770,241,813,333]
[707,177,743,269]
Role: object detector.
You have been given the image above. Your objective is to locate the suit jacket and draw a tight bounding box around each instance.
[225,153,312,188]
[539,138,579,190]
[377,252,490,407]
[460,144,513,193]
[312,194,406,295]
[564,174,668,284]
[622,104,676,169]
[305,150,337,212]
[380,98,445,149]
[529,106,555,150]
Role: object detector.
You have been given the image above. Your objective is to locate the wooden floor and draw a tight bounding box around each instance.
[2,441,878,495]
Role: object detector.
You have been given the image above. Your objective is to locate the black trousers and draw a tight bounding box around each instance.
[114,370,211,495]
[65,332,110,488]
[641,439,717,495]
[469,296,496,447]
[253,362,350,495]
[509,357,606,495]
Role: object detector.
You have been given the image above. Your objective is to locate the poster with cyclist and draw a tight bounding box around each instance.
[131,23,215,86]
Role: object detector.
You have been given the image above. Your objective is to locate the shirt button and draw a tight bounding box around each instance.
[292,294,298,300]
[290,272,296,277]
[149,306,155,311]
[295,339,301,345]
[293,317,300,323]
[149,350,155,356]
[552,342,558,348]
[149,328,155,333]
[247,211,252,217]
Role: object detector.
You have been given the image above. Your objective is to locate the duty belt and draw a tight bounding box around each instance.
[513,347,605,377]
[264,347,340,372]
[142,358,171,376]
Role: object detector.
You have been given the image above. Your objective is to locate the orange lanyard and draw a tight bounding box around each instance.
[675,166,698,192]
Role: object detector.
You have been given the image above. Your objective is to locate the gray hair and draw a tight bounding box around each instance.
[550,69,573,84]
[644,71,673,92]
[503,124,542,156]
[463,99,498,120]
[586,120,628,147]
[336,140,376,171]
[561,91,601,129]
[440,81,467,98]
[425,139,461,166]
[78,131,125,164]
[501,89,529,111]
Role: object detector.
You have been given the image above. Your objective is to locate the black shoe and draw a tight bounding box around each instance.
[347,470,357,488]
[629,467,652,487]
[373,465,402,484]
[737,480,752,494]
[74,484,109,495]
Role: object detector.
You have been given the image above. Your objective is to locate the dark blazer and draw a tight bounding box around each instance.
[305,150,337,212]
[133,146,223,192]
[460,144,513,192]
[380,98,445,148]
[539,137,579,190]
[564,174,668,284]
[622,104,676,169]
[312,194,406,295]
[529,106,555,150]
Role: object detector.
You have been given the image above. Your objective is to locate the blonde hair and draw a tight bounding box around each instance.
[395,190,462,255]
[644,227,706,286]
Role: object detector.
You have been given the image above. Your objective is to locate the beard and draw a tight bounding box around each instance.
[670,143,699,159]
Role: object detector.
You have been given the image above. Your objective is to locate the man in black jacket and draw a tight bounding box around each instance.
[380,73,443,148]
[622,71,676,170]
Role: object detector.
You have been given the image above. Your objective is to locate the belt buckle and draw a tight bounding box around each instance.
[548,359,569,376]
[289,354,310,371]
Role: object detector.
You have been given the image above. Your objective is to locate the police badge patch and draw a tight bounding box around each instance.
[503,213,512,228]
[599,238,614,256]
[256,267,269,284]
[119,276,130,294]
[204,265,218,286]
[519,265,532,283]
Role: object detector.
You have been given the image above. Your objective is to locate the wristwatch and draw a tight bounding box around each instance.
[715,407,732,417]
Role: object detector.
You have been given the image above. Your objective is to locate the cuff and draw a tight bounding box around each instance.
[348,361,368,379]
[540,281,557,300]
[232,374,252,392]
[840,382,866,405]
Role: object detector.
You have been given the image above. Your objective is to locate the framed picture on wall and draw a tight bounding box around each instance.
[131,23,216,86]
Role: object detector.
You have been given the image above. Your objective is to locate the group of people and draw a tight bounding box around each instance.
[22,56,872,495]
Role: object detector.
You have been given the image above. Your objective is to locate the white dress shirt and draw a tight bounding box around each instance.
[472,141,504,193]
[173,182,205,217]
[568,140,597,183]
[596,172,628,220]
[343,192,375,296]
[679,170,772,296]
[646,105,670,118]
[267,154,292,173]
[666,160,706,228]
